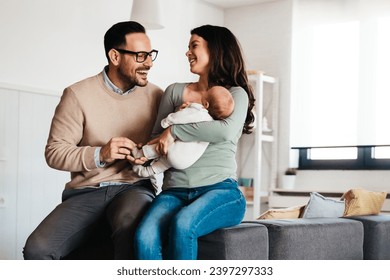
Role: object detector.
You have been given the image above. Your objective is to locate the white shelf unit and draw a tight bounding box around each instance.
[237,70,279,219]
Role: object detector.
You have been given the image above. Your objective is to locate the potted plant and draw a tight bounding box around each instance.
[281,168,297,190]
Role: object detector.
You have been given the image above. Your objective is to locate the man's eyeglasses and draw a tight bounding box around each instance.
[114,48,158,63]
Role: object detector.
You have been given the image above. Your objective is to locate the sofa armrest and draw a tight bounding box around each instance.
[198,222,269,260]
[345,215,390,260]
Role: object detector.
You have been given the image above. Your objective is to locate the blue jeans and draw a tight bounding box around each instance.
[134,178,246,260]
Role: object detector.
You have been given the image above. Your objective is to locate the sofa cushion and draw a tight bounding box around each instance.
[198,223,269,260]
[249,218,364,260]
[301,192,345,218]
[258,205,305,220]
[345,215,390,260]
[65,222,269,260]
[342,189,387,216]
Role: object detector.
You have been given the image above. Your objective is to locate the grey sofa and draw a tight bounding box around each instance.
[64,214,390,260]
[346,215,390,260]
[64,222,269,260]
[201,214,390,260]
[198,223,268,260]
[247,218,364,260]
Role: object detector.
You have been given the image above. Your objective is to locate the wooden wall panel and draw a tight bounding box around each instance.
[0,86,68,259]
[16,91,67,259]
[0,88,19,259]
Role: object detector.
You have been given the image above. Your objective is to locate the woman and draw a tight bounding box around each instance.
[134,24,256,260]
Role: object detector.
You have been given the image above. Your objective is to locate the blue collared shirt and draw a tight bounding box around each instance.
[102,66,137,96]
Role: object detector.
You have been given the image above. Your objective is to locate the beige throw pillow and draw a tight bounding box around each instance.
[257,205,305,220]
[342,188,387,217]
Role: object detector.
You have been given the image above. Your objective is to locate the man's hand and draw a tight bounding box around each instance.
[99,137,137,164]
[127,142,149,165]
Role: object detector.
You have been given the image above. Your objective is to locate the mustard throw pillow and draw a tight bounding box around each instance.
[257,205,305,220]
[342,188,387,217]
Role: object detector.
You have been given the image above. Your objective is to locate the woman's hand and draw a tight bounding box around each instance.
[148,127,175,156]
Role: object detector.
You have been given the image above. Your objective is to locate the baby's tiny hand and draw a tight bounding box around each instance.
[179,102,190,110]
[127,155,148,165]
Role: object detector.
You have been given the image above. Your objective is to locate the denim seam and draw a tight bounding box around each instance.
[193,188,245,234]
[187,191,244,259]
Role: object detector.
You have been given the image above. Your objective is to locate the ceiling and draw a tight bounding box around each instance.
[203,0,274,8]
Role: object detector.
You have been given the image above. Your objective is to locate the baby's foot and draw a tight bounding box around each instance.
[131,147,144,159]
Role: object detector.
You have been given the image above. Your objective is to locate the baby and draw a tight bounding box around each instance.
[132,85,235,177]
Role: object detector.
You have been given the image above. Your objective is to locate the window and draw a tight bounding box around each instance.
[373,146,390,159]
[309,147,357,160]
[291,1,390,169]
[294,146,390,170]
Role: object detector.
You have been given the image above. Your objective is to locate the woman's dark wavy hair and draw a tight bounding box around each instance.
[191,24,255,134]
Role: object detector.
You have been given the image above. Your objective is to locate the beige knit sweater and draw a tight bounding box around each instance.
[45,72,163,189]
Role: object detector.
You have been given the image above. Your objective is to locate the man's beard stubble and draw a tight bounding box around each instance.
[117,65,149,90]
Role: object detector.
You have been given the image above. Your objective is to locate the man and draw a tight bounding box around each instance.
[23,21,163,260]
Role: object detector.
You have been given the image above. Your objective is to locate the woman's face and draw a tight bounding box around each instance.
[186,34,210,76]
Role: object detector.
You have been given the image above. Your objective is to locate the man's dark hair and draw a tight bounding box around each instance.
[104,21,146,61]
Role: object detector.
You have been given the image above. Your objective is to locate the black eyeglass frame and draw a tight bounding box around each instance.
[114,48,158,63]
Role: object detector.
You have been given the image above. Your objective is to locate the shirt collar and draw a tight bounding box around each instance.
[102,66,137,96]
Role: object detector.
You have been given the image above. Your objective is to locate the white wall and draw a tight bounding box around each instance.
[0,87,70,260]
[225,0,390,193]
[224,0,293,181]
[0,0,223,92]
[0,0,224,260]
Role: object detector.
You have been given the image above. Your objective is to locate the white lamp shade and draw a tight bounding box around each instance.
[131,0,164,30]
